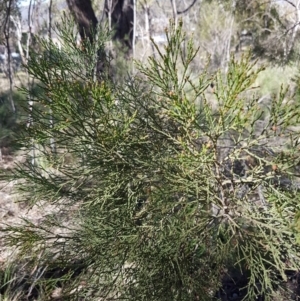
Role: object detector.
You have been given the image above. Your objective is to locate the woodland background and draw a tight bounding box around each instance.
[2,0,300,146]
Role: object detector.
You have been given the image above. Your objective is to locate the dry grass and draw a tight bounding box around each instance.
[0,153,82,300]
[0,71,29,93]
[255,64,298,96]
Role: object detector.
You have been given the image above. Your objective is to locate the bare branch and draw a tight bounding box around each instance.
[282,0,297,8]
[177,0,198,15]
[3,0,16,113]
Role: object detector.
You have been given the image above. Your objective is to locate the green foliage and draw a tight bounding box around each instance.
[0,89,27,150]
[0,81,47,152]
[234,0,274,31]
[3,19,300,300]
[0,262,26,301]
[220,0,288,62]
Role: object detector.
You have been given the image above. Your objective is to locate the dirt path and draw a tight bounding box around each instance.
[0,154,59,265]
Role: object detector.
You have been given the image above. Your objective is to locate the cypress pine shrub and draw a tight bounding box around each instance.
[2,19,300,300]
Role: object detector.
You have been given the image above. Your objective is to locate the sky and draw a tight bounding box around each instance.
[19,0,49,6]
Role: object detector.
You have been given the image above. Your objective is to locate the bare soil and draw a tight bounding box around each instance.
[0,154,46,262]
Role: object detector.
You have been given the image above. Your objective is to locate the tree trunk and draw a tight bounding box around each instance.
[66,0,98,44]
[170,0,178,28]
[67,0,134,79]
[66,0,134,51]
[3,0,16,113]
[105,0,134,50]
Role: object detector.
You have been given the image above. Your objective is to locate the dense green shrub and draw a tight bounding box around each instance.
[0,90,24,149]
[0,84,45,152]
[2,20,300,300]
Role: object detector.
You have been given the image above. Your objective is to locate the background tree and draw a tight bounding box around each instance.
[1,0,21,113]
[105,0,134,50]
[66,0,98,44]
[66,0,134,50]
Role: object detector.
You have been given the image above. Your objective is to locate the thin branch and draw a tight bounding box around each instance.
[177,0,198,15]
[3,0,16,113]
[170,0,178,28]
[282,0,297,8]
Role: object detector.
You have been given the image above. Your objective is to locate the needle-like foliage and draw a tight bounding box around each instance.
[2,19,300,301]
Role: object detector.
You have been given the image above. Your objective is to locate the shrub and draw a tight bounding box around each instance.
[2,20,300,300]
[0,84,44,152]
